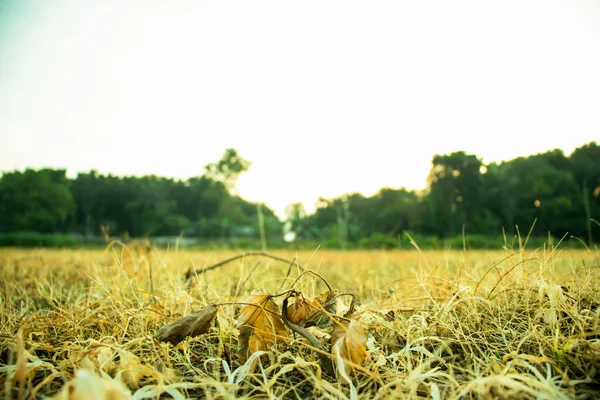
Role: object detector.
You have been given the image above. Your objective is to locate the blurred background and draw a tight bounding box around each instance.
[0,0,599,249]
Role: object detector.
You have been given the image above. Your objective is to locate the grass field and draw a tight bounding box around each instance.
[1,244,599,399]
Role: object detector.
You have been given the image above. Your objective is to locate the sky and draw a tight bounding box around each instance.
[1,0,599,219]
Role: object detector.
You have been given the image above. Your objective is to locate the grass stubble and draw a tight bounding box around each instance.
[0,243,599,399]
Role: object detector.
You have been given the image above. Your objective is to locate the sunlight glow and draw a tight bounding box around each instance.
[1,1,599,218]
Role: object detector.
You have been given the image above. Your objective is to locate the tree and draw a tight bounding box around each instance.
[570,142,600,244]
[426,152,483,236]
[284,203,307,239]
[371,188,420,237]
[0,169,75,232]
[490,150,579,239]
[71,171,101,235]
[122,176,187,236]
[204,148,251,194]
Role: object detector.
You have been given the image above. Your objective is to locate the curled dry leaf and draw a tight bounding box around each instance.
[329,320,368,374]
[286,292,321,325]
[237,292,288,363]
[77,342,172,390]
[155,304,218,345]
[78,341,116,373]
[52,369,132,400]
[78,342,156,390]
[305,291,337,328]
[154,359,180,385]
[314,291,332,306]
[117,349,158,389]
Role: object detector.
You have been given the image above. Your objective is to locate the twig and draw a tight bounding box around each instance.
[185,252,306,280]
[281,293,335,375]
[333,292,359,318]
[289,269,333,292]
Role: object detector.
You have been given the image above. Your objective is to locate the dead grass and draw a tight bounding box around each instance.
[0,245,599,399]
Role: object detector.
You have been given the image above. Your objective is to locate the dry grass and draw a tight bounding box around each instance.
[1,245,599,399]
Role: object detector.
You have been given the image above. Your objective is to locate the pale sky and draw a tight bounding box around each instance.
[1,1,599,218]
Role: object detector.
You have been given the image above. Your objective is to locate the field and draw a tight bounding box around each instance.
[1,245,599,399]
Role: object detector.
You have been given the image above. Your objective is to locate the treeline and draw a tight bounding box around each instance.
[0,149,283,239]
[289,141,600,247]
[0,143,599,248]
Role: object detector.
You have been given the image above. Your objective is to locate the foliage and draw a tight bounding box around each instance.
[358,233,398,249]
[0,232,78,248]
[1,142,599,247]
[204,148,251,194]
[0,150,281,241]
[296,141,599,246]
[0,169,75,232]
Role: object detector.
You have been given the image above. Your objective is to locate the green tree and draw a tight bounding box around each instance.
[426,152,483,236]
[71,170,102,235]
[284,202,309,241]
[204,148,251,194]
[0,169,75,232]
[490,150,579,239]
[371,188,420,237]
[569,142,600,244]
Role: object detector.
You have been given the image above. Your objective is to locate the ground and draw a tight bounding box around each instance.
[1,245,599,399]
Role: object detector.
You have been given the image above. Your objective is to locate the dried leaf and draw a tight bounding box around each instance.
[154,359,180,385]
[236,326,254,363]
[155,304,218,345]
[237,293,288,363]
[76,343,158,390]
[78,341,116,373]
[330,320,368,374]
[305,291,337,328]
[117,349,157,389]
[314,291,331,304]
[52,369,132,400]
[286,293,318,325]
[329,322,348,350]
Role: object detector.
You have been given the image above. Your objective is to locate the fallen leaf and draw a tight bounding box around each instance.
[117,349,157,389]
[329,322,348,349]
[236,326,254,364]
[155,304,218,345]
[286,293,317,325]
[52,369,132,400]
[237,293,288,363]
[305,291,337,328]
[330,320,368,374]
[315,291,331,304]
[153,359,180,385]
[78,341,116,373]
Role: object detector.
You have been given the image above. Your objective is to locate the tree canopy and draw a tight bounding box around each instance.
[1,142,598,246]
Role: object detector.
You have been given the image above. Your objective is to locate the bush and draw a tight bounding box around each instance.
[0,231,589,251]
[0,232,77,248]
[442,234,503,250]
[358,233,398,249]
